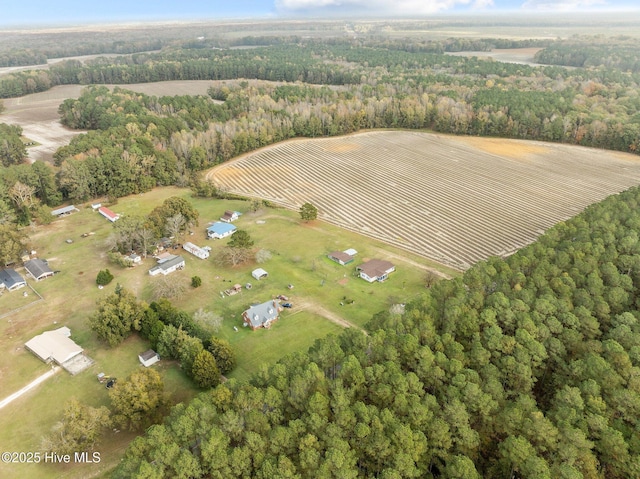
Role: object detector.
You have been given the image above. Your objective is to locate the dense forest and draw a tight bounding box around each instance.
[0,33,639,242]
[112,184,640,478]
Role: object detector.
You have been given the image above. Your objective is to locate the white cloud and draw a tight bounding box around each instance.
[275,0,494,15]
[521,0,608,11]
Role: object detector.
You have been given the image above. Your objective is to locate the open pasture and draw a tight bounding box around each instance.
[1,81,219,162]
[209,130,640,270]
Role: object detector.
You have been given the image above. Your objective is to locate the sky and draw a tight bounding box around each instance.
[1,0,639,27]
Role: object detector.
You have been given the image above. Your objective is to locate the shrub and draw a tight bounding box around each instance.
[191,275,202,288]
[96,269,114,286]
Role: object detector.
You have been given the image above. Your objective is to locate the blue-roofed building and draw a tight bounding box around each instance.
[207,222,237,239]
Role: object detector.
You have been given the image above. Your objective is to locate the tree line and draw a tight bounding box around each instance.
[112,183,640,478]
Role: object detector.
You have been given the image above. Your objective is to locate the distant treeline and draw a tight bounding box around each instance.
[535,37,640,72]
[2,36,640,227]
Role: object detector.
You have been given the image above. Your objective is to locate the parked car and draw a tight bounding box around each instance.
[282,302,293,308]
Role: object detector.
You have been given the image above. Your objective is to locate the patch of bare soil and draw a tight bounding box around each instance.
[456,136,549,161]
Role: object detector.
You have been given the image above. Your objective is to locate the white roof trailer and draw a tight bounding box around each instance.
[183,242,209,259]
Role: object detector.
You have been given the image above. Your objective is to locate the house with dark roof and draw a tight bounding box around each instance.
[328,250,355,266]
[0,268,27,291]
[138,349,160,367]
[220,210,241,223]
[207,222,237,239]
[356,259,395,283]
[148,255,185,276]
[24,258,54,281]
[98,206,120,222]
[242,299,282,330]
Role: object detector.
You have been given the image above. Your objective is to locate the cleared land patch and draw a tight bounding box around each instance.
[208,130,640,270]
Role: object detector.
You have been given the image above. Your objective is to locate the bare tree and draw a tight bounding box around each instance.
[215,246,252,267]
[151,275,186,300]
[193,308,223,333]
[165,213,186,244]
[9,181,36,208]
[255,249,272,264]
[136,227,156,258]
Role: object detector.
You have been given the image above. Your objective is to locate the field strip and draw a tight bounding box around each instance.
[292,298,367,334]
[0,366,60,411]
[207,131,640,270]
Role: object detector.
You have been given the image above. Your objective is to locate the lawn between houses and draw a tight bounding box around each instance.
[0,186,455,479]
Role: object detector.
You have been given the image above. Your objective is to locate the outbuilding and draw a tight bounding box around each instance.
[220,210,241,223]
[138,350,160,367]
[251,268,268,280]
[98,206,120,222]
[51,205,79,217]
[328,250,355,266]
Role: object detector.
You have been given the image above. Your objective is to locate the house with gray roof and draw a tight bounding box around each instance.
[0,268,27,291]
[242,299,282,330]
[149,255,185,276]
[24,258,54,281]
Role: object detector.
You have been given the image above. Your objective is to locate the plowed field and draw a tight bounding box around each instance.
[208,131,640,270]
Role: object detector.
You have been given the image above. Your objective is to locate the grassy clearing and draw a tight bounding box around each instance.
[0,186,451,479]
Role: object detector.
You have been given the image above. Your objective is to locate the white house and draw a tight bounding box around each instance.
[149,255,185,276]
[183,242,209,259]
[0,269,27,291]
[356,259,395,283]
[25,327,83,366]
[24,258,55,281]
[138,350,160,367]
[207,222,237,239]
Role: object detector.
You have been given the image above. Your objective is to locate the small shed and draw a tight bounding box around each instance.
[252,268,268,280]
[138,350,160,367]
[220,210,241,223]
[328,250,355,266]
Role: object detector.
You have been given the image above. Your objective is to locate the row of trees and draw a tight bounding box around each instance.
[88,285,235,389]
[114,184,640,478]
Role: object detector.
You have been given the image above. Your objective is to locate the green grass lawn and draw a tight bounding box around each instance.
[0,186,457,479]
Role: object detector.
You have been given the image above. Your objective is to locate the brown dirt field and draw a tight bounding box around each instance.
[456,136,550,160]
[206,130,640,270]
[445,47,544,66]
[1,81,223,163]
